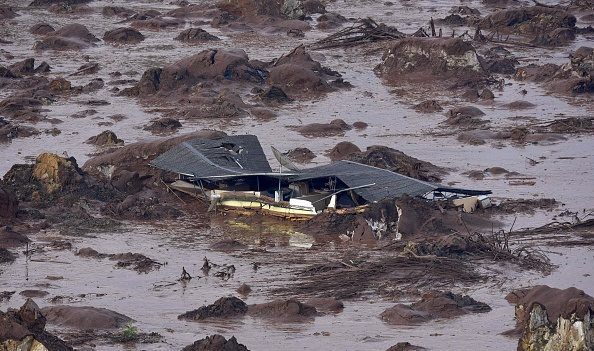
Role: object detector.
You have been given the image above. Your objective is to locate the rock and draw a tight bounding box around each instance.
[33,23,99,51]
[353,121,368,129]
[29,23,56,35]
[19,290,49,298]
[285,147,315,163]
[480,88,495,100]
[103,27,145,44]
[210,239,247,252]
[248,299,317,322]
[85,130,124,146]
[174,28,220,43]
[31,153,84,194]
[414,100,443,113]
[178,297,248,321]
[41,305,132,329]
[294,119,351,137]
[143,117,182,135]
[182,335,250,351]
[447,106,485,118]
[381,291,491,325]
[0,299,73,351]
[506,285,594,351]
[375,38,488,89]
[110,252,161,273]
[75,247,100,257]
[327,141,361,161]
[0,186,18,219]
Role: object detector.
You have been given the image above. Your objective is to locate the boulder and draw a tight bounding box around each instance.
[31,153,84,194]
[29,0,92,6]
[327,141,361,161]
[143,117,182,135]
[294,119,351,137]
[506,285,594,351]
[247,299,317,322]
[0,6,18,20]
[103,27,145,44]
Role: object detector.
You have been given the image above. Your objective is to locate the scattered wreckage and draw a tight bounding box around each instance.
[151,135,491,220]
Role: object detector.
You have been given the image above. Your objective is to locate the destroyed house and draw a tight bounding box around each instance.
[151,135,491,218]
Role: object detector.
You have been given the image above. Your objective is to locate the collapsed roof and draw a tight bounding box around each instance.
[150,135,491,202]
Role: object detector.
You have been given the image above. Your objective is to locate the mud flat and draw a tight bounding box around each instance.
[1,0,593,350]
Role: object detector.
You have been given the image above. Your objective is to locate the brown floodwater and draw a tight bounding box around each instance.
[1,0,593,349]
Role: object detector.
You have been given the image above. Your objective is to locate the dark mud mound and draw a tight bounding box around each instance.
[0,5,17,19]
[0,186,18,219]
[143,117,182,135]
[175,28,220,43]
[347,146,446,182]
[131,17,185,31]
[103,27,145,44]
[182,335,250,351]
[285,147,315,163]
[386,343,426,351]
[505,285,594,350]
[178,297,248,321]
[304,297,344,313]
[209,239,247,252]
[413,100,443,113]
[247,299,317,322]
[327,141,361,161]
[41,305,132,329]
[110,252,162,273]
[0,299,73,351]
[516,46,594,95]
[293,119,351,137]
[33,24,99,51]
[29,0,92,7]
[375,37,488,89]
[102,6,135,17]
[380,291,491,325]
[85,130,124,146]
[480,6,576,46]
[30,23,55,35]
[0,248,16,263]
[132,49,263,96]
[269,45,341,97]
[0,227,30,249]
[218,0,322,20]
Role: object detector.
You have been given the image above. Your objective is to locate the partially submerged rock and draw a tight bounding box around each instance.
[182,335,250,351]
[0,186,18,219]
[294,119,351,137]
[86,130,124,146]
[41,305,132,329]
[381,291,491,325]
[506,285,594,351]
[375,38,489,89]
[327,141,361,161]
[178,297,248,321]
[103,27,145,44]
[174,28,220,43]
[143,117,182,135]
[33,24,99,51]
[0,299,73,351]
[247,299,317,322]
[285,147,315,163]
[386,343,426,351]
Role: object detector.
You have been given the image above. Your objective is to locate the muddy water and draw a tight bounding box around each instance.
[1,0,594,350]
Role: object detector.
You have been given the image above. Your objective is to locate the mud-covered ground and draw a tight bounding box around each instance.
[1,0,593,350]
